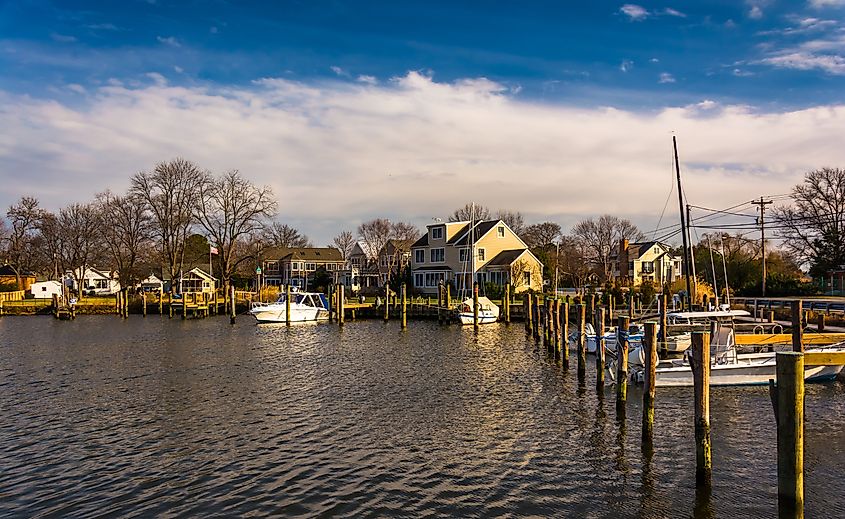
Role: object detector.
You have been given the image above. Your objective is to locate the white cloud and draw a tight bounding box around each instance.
[50,33,77,43]
[156,36,181,47]
[659,72,676,83]
[663,8,686,17]
[759,51,845,73]
[620,59,634,72]
[66,84,86,94]
[356,75,377,85]
[174,65,184,73]
[650,57,660,63]
[1,72,843,243]
[620,4,649,21]
[733,68,754,76]
[809,0,845,8]
[330,65,349,77]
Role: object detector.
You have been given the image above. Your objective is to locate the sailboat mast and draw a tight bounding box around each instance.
[470,203,475,287]
[673,136,694,310]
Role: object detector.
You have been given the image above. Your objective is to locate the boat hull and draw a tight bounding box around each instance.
[652,358,843,387]
[457,312,499,325]
[250,306,329,323]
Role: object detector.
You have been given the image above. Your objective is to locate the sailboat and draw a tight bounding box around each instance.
[456,204,500,325]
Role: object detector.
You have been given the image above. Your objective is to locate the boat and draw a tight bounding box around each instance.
[457,296,501,325]
[455,203,500,326]
[628,323,845,387]
[249,290,330,323]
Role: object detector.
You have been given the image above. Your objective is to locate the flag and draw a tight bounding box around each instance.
[210,246,219,255]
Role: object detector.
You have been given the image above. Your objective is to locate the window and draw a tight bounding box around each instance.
[431,226,444,240]
[430,248,445,262]
[497,226,505,238]
[477,248,485,261]
[459,248,469,262]
[414,273,424,287]
[424,272,445,287]
[266,261,279,272]
[414,249,425,263]
[41,286,47,292]
[523,271,531,286]
[306,263,316,271]
[291,262,300,270]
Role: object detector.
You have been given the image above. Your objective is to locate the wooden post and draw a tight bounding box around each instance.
[544,298,551,349]
[553,299,561,358]
[561,302,570,367]
[577,304,586,380]
[142,292,147,317]
[401,283,407,329]
[52,293,59,318]
[629,293,634,319]
[437,282,444,324]
[533,295,541,342]
[328,284,334,323]
[608,295,614,325]
[339,284,345,326]
[595,307,605,389]
[817,313,825,333]
[285,284,291,326]
[168,292,174,318]
[384,286,390,322]
[504,284,511,324]
[775,352,804,517]
[690,331,712,487]
[446,284,451,312]
[659,293,668,357]
[115,292,120,315]
[588,294,596,325]
[526,293,533,333]
[472,281,479,330]
[230,285,236,324]
[616,316,630,403]
[791,301,803,353]
[159,289,163,315]
[182,291,187,319]
[642,321,658,443]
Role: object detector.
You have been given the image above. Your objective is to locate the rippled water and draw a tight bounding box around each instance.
[1,316,844,517]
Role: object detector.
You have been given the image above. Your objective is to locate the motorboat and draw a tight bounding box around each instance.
[249,290,330,323]
[457,296,500,325]
[628,323,845,387]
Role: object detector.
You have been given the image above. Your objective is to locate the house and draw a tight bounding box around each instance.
[139,273,165,292]
[823,268,845,296]
[260,247,345,290]
[65,267,121,296]
[611,240,684,287]
[176,267,216,295]
[410,219,544,295]
[346,243,380,290]
[29,280,63,299]
[377,239,415,285]
[0,265,36,291]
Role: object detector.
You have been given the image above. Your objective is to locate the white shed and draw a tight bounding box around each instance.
[29,280,63,299]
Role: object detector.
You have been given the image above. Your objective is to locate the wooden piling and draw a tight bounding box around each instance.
[229,285,236,324]
[775,352,804,517]
[285,284,291,326]
[642,321,658,443]
[339,284,345,326]
[791,301,803,353]
[533,295,541,342]
[817,313,825,333]
[384,286,390,322]
[608,295,614,325]
[504,284,511,324]
[616,316,630,403]
[596,307,605,389]
[182,291,187,319]
[577,304,586,380]
[446,284,451,313]
[168,292,174,318]
[690,331,712,487]
[142,292,147,317]
[553,299,561,358]
[629,293,634,319]
[544,298,552,349]
[588,294,596,325]
[526,293,533,333]
[659,293,668,357]
[328,284,334,323]
[159,289,163,315]
[401,283,407,329]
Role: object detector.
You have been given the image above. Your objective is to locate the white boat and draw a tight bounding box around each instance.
[457,296,500,325]
[629,324,845,387]
[249,291,330,323]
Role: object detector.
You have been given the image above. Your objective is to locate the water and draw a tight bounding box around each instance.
[1,316,844,518]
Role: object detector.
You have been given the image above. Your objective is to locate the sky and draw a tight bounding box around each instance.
[1,0,844,245]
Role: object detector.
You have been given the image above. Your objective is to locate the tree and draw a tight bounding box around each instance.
[448,203,490,222]
[130,158,204,292]
[95,191,152,288]
[557,235,594,293]
[55,203,101,299]
[4,197,44,290]
[773,167,845,278]
[196,170,277,295]
[496,210,525,235]
[263,222,312,248]
[522,222,562,249]
[356,218,420,286]
[332,230,356,260]
[571,214,645,282]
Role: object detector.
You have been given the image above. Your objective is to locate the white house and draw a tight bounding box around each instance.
[65,267,121,296]
[176,267,216,294]
[139,273,165,292]
[29,280,63,299]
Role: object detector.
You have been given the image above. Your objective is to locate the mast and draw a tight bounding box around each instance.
[470,202,476,289]
[673,136,693,310]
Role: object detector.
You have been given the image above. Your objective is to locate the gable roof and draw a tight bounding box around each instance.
[485,249,527,266]
[264,247,343,262]
[629,241,673,259]
[0,264,35,277]
[448,220,500,246]
[411,234,429,248]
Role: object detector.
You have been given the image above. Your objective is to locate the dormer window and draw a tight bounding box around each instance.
[497,226,505,238]
[431,226,444,240]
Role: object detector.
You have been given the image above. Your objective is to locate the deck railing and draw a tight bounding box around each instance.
[0,290,25,302]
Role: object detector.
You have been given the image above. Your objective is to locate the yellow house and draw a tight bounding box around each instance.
[613,240,684,287]
[410,219,543,294]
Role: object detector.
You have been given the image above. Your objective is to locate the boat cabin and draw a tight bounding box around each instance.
[277,292,329,309]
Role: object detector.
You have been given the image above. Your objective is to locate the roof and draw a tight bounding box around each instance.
[412,266,455,272]
[411,234,429,248]
[382,239,416,254]
[485,249,527,266]
[0,265,35,277]
[448,220,500,246]
[264,247,343,261]
[628,241,672,259]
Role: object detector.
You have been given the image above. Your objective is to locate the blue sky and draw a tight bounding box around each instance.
[1,1,844,244]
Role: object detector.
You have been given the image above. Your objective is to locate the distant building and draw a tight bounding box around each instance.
[410,219,543,295]
[823,268,845,296]
[611,240,684,287]
[65,267,121,296]
[260,247,345,289]
[29,280,63,299]
[0,264,36,291]
[377,239,415,285]
[139,273,165,292]
[176,267,216,295]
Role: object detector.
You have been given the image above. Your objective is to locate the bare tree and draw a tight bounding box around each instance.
[448,203,490,222]
[558,235,594,293]
[3,197,44,290]
[196,170,277,295]
[774,167,845,278]
[263,222,312,248]
[496,210,525,235]
[572,214,645,282]
[357,218,420,286]
[96,191,153,288]
[332,230,356,261]
[522,222,562,250]
[56,203,101,299]
[130,158,204,291]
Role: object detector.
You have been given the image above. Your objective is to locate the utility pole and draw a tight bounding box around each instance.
[673,136,693,311]
[752,197,773,297]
